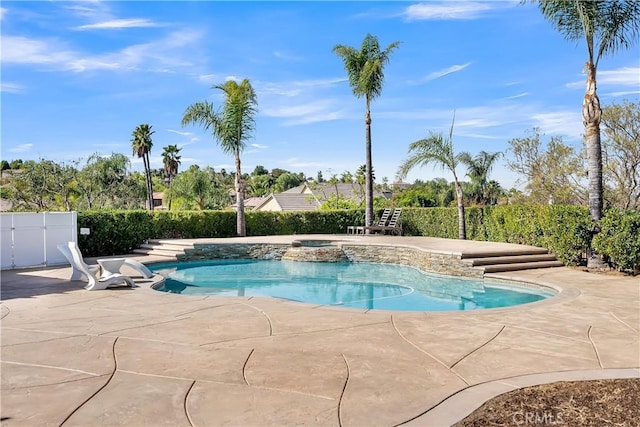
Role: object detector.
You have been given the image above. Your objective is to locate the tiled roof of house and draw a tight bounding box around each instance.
[271,193,320,211]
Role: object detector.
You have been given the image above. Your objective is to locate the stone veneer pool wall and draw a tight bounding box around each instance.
[179,242,482,278]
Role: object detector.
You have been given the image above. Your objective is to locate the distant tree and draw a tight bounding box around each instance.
[161,144,181,210]
[459,151,502,205]
[171,165,230,210]
[1,160,10,171]
[340,171,354,183]
[9,159,23,169]
[601,100,640,210]
[252,165,269,176]
[316,170,325,183]
[77,153,141,210]
[248,174,273,197]
[273,172,303,193]
[182,78,257,236]
[333,33,401,228]
[506,128,585,205]
[535,0,640,267]
[397,115,468,239]
[270,168,287,180]
[131,123,155,210]
[4,160,73,211]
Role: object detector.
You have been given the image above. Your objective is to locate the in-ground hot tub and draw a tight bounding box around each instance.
[283,239,348,262]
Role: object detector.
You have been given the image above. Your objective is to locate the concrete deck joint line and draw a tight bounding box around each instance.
[60,337,120,426]
[587,325,604,369]
[239,301,274,335]
[97,317,190,336]
[337,353,350,427]
[242,348,255,386]
[183,380,196,427]
[401,368,640,426]
[609,311,639,333]
[390,315,470,386]
[449,325,506,370]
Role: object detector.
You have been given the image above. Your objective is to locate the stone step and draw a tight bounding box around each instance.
[132,248,181,258]
[460,248,549,259]
[139,243,190,252]
[147,239,195,248]
[464,254,558,266]
[479,261,565,273]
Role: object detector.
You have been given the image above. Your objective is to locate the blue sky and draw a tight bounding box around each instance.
[2,1,639,189]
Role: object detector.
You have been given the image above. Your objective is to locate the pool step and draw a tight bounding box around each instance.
[463,251,564,273]
[133,239,194,258]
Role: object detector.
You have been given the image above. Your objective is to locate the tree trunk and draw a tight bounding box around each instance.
[144,154,154,211]
[583,61,606,269]
[454,180,467,240]
[235,153,246,237]
[364,104,374,231]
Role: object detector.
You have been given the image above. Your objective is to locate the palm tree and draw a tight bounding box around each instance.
[161,144,181,210]
[333,34,400,229]
[535,0,640,266]
[131,124,154,210]
[459,151,502,205]
[397,115,468,239]
[181,78,257,236]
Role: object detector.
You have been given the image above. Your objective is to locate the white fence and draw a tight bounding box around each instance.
[1,212,78,270]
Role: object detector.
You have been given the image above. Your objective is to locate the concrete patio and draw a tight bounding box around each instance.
[1,235,638,426]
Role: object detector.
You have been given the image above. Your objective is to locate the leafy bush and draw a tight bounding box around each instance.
[538,205,592,265]
[593,209,640,272]
[78,210,153,256]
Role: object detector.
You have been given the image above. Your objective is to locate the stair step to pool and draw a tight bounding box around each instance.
[134,240,195,258]
[465,254,558,266]
[479,261,565,273]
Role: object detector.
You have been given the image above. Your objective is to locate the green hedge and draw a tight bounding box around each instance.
[77,206,636,271]
[593,209,640,272]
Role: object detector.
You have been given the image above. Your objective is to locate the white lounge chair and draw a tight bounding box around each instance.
[57,242,135,291]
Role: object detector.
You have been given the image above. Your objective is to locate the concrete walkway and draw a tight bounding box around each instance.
[1,236,638,426]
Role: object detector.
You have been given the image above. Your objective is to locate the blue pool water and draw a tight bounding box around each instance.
[151,260,555,311]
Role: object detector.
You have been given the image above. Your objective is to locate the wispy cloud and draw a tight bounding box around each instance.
[403,2,494,21]
[604,90,640,97]
[1,82,25,94]
[167,129,193,137]
[251,143,268,149]
[502,92,529,100]
[566,66,640,89]
[75,18,163,30]
[531,111,584,137]
[262,99,347,126]
[598,67,640,86]
[409,63,471,84]
[258,77,348,97]
[0,7,7,20]
[274,50,303,61]
[9,143,33,153]
[1,30,202,73]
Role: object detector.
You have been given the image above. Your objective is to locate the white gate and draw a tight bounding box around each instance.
[0,212,78,269]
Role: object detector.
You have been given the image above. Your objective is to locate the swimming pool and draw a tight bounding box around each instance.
[151,260,555,311]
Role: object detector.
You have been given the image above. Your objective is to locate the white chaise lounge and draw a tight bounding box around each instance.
[57,241,136,291]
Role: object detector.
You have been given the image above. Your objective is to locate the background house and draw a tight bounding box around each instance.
[253,183,391,212]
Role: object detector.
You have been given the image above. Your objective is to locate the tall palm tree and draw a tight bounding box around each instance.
[459,151,502,205]
[181,78,257,236]
[131,124,154,210]
[333,34,400,229]
[535,0,640,266]
[397,115,468,239]
[161,144,181,210]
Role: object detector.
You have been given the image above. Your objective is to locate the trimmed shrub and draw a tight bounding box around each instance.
[78,210,153,256]
[593,209,640,272]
